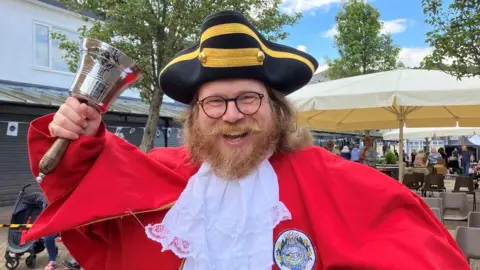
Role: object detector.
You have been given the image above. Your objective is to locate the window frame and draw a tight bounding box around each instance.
[32,21,78,75]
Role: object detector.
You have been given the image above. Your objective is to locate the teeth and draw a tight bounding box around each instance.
[226,132,244,136]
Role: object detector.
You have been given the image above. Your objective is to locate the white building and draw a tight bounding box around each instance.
[0,0,93,90]
[0,0,184,206]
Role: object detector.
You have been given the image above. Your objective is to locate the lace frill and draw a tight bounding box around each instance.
[145,158,291,269]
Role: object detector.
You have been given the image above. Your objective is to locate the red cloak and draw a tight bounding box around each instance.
[25,114,469,270]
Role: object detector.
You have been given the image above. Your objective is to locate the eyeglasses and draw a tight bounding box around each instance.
[197,92,265,119]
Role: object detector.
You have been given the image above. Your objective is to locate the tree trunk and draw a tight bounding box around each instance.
[139,85,164,153]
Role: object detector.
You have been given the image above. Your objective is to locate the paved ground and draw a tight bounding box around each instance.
[0,180,478,269]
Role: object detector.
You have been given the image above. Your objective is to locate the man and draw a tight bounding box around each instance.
[325,140,339,155]
[428,148,442,174]
[350,144,361,162]
[428,148,442,166]
[461,145,471,176]
[359,136,377,167]
[25,10,468,270]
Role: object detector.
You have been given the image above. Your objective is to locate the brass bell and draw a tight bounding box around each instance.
[198,52,207,63]
[257,51,265,62]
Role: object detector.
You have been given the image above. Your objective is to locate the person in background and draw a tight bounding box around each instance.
[351,144,361,162]
[429,148,441,165]
[438,147,447,162]
[461,145,471,176]
[340,145,351,160]
[43,233,59,270]
[452,148,459,158]
[382,142,388,156]
[428,148,442,174]
[410,149,417,167]
[360,136,376,167]
[326,140,340,155]
[414,150,428,167]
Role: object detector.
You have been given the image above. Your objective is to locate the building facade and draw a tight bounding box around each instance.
[0,0,185,205]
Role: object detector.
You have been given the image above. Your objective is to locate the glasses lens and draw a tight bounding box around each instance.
[202,96,226,118]
[237,92,262,115]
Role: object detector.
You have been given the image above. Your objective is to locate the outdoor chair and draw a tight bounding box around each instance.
[453,176,477,211]
[403,174,420,190]
[440,192,469,221]
[468,211,480,228]
[413,172,425,186]
[455,226,480,263]
[423,197,443,223]
[422,174,446,197]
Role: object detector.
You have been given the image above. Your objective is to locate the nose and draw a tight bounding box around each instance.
[222,101,244,123]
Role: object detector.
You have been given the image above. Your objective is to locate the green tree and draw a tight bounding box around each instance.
[52,0,301,153]
[324,0,400,80]
[422,0,480,78]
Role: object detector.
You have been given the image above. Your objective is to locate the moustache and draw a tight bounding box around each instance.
[202,122,263,136]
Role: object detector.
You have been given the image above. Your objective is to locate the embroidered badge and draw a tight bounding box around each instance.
[274,229,316,270]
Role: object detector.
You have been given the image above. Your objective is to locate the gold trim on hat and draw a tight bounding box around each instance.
[200,48,264,67]
[160,23,315,74]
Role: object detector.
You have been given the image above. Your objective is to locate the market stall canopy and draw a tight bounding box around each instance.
[288,69,480,131]
[469,135,480,146]
[288,69,480,181]
[382,127,480,141]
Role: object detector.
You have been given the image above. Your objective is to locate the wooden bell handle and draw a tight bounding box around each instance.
[38,137,71,175]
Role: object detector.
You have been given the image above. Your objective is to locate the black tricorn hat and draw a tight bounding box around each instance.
[159,10,319,105]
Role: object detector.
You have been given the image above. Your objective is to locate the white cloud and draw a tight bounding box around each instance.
[296,45,307,52]
[315,64,329,73]
[281,0,342,14]
[398,47,433,67]
[380,19,411,35]
[322,24,338,38]
[309,11,316,16]
[322,18,411,38]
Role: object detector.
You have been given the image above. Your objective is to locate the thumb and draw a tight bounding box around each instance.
[80,103,100,120]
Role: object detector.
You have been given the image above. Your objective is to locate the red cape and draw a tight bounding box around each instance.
[26,114,469,270]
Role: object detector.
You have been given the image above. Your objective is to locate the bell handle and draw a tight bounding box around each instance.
[38,137,71,175]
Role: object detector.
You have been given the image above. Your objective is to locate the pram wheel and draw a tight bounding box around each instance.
[5,258,19,270]
[25,254,36,269]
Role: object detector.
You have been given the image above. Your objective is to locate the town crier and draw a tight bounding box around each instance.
[25,10,469,270]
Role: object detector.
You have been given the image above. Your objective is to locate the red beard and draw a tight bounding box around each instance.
[183,119,280,179]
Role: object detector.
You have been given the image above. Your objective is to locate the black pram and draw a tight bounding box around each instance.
[4,184,47,269]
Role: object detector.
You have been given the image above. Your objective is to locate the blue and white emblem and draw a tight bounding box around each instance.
[274,229,316,270]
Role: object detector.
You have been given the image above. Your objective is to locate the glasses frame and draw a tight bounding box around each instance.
[197,91,265,119]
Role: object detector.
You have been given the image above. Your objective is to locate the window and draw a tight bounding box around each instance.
[34,22,79,73]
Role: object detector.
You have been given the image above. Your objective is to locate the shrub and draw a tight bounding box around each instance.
[385,151,397,164]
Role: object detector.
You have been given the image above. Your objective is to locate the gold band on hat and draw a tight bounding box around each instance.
[160,23,316,75]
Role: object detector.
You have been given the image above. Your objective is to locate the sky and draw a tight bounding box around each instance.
[278,0,439,73]
[123,0,441,100]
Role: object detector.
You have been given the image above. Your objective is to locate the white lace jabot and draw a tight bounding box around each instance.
[145,157,292,269]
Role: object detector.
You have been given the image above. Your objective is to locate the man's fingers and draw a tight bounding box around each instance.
[53,113,85,135]
[58,104,87,128]
[64,97,82,112]
[49,123,79,140]
[80,103,100,120]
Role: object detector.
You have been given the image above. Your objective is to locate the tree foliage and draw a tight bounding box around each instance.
[53,0,301,153]
[324,0,400,80]
[422,0,480,78]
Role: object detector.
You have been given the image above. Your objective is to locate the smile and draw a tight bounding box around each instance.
[222,132,249,145]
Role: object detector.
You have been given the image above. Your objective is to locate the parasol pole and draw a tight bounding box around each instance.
[398,117,405,182]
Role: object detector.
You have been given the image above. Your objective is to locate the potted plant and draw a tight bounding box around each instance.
[385,151,397,165]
